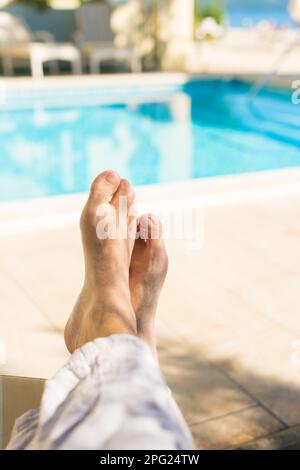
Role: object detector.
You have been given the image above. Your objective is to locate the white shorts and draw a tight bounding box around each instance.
[7,335,194,450]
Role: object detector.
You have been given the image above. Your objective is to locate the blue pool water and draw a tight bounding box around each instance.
[228,9,294,27]
[198,0,296,27]
[0,79,299,202]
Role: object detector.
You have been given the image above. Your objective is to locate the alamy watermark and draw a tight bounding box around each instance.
[95,197,205,250]
[291,80,300,105]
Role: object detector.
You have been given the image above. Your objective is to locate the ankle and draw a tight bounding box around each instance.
[89,297,137,335]
[137,316,156,338]
[94,313,137,338]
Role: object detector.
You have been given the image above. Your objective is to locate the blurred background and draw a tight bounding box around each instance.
[0,0,299,76]
[1,0,300,452]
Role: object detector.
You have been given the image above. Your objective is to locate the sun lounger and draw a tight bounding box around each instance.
[0,12,81,77]
[0,375,44,449]
[75,3,141,73]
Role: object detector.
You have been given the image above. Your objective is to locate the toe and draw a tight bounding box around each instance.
[110,179,137,241]
[133,213,168,281]
[89,170,121,203]
[111,179,135,209]
[138,214,162,243]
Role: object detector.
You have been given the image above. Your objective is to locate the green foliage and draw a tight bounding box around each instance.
[12,0,50,11]
[195,0,226,25]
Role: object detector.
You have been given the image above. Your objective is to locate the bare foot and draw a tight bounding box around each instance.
[64,170,137,354]
[130,214,168,358]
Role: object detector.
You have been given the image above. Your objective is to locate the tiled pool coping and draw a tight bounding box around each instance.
[0,72,294,108]
[0,167,300,237]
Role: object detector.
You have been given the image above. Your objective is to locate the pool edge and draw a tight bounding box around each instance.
[1,167,300,237]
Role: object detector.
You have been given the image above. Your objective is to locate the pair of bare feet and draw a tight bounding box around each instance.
[64,170,168,358]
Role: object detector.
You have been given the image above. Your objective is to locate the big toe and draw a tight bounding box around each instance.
[89,170,121,204]
[111,178,135,209]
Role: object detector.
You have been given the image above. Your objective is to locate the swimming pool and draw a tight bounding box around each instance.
[0,78,299,202]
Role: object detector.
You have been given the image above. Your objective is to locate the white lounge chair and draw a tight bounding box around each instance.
[75,3,141,74]
[0,12,81,78]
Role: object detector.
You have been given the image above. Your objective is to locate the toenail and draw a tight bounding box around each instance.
[128,187,135,198]
[120,178,129,187]
[119,179,132,193]
[105,171,119,184]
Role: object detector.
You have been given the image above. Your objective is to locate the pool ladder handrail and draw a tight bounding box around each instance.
[248,27,300,102]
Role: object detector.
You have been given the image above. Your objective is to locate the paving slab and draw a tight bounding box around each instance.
[0,267,68,378]
[235,425,300,450]
[191,406,284,450]
[158,327,255,426]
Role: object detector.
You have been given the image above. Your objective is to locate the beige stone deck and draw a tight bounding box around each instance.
[1,167,300,449]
